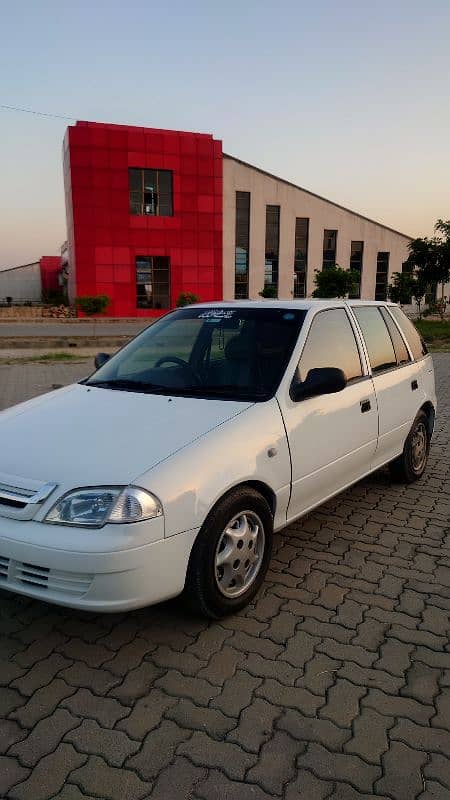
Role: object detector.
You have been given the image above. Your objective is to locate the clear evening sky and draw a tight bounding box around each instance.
[1,0,449,269]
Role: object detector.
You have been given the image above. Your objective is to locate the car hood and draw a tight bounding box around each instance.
[0,383,253,489]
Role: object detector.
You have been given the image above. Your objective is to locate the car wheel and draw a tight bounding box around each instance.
[389,410,430,483]
[184,486,273,618]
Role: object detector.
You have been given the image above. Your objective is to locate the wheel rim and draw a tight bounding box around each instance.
[214,511,265,598]
[411,421,428,473]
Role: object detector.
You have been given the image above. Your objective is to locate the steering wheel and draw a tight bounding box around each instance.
[154,356,201,385]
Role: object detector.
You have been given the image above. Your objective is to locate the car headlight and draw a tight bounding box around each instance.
[44,486,163,528]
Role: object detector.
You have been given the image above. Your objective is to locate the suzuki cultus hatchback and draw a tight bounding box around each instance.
[0,301,436,617]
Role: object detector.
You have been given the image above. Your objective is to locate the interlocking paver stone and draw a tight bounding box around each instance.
[375,740,427,800]
[0,354,449,799]
[70,754,152,800]
[8,744,87,800]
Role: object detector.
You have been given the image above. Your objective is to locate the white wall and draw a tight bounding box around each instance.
[0,263,42,302]
[223,156,411,301]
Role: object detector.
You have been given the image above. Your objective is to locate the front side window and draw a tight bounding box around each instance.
[136,256,170,309]
[322,230,337,270]
[388,306,428,360]
[375,252,390,301]
[353,306,396,373]
[129,168,173,216]
[297,309,363,383]
[86,307,306,401]
[264,205,280,294]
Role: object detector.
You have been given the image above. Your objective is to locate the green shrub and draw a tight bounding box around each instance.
[75,295,110,316]
[176,292,199,307]
[258,286,278,298]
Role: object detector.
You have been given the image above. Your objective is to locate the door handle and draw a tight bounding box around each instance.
[360,399,371,413]
[411,380,418,391]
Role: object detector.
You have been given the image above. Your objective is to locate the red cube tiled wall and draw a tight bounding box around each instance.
[63,121,223,317]
[39,256,62,295]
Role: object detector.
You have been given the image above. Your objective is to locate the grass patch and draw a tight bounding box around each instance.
[415,319,450,352]
[0,352,91,365]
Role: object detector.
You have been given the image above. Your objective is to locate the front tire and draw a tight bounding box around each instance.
[389,410,430,483]
[184,486,273,618]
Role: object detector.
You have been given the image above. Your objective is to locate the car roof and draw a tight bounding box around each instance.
[192,299,397,311]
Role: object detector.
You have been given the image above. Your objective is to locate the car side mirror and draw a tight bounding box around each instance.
[291,367,347,402]
[94,352,110,369]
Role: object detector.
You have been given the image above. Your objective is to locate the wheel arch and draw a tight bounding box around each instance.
[420,401,436,437]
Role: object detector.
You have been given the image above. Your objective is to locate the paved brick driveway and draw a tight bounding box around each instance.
[0,355,449,800]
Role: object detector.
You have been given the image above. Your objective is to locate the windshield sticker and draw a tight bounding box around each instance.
[198,309,236,320]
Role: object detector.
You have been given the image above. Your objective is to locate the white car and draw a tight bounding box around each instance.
[0,300,436,617]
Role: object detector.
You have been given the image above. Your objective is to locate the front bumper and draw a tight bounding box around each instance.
[0,519,198,611]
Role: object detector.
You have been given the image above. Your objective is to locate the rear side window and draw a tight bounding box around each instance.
[388,306,428,360]
[380,308,411,365]
[353,306,397,373]
[297,309,363,382]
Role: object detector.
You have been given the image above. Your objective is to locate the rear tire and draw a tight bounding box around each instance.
[184,486,273,618]
[389,410,430,483]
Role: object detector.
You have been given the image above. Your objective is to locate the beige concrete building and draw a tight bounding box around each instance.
[223,154,411,302]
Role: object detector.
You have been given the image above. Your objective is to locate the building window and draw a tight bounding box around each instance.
[375,252,390,300]
[136,256,170,309]
[234,192,250,299]
[322,229,337,270]
[294,218,309,298]
[349,241,364,299]
[265,205,280,295]
[129,168,173,216]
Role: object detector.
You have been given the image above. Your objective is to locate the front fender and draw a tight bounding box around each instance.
[135,399,291,537]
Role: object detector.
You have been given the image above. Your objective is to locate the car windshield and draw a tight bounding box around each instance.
[85,306,306,401]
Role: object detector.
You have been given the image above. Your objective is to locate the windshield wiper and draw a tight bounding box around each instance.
[86,379,169,394]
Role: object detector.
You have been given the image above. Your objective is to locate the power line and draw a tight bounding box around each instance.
[0,104,76,120]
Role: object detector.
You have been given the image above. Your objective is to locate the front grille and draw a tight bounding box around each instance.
[0,555,9,580]
[1,556,93,598]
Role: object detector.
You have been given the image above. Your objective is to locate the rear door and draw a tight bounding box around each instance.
[281,307,378,522]
[350,305,420,467]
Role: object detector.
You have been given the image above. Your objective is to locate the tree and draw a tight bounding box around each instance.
[406,219,450,317]
[176,291,199,307]
[388,271,415,305]
[312,266,359,298]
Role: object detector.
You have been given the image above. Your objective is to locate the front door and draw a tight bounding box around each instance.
[281,308,378,522]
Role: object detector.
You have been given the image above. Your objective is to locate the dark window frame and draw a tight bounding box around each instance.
[129,167,173,217]
[349,241,364,299]
[375,252,390,301]
[234,191,250,300]
[264,205,280,294]
[135,255,170,310]
[294,217,309,298]
[322,229,337,270]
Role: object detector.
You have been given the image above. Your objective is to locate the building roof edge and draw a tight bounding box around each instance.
[223,153,413,241]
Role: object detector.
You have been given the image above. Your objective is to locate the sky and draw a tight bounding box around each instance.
[1,0,449,269]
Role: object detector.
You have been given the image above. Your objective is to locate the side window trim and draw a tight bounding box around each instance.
[384,305,415,362]
[348,304,403,376]
[292,306,367,389]
[379,307,411,367]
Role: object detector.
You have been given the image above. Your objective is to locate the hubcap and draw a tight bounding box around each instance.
[214,511,265,598]
[411,421,427,473]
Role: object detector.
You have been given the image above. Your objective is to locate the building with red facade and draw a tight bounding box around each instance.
[60,120,413,317]
[63,121,223,317]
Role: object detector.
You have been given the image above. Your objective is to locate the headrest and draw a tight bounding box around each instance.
[225,335,251,361]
